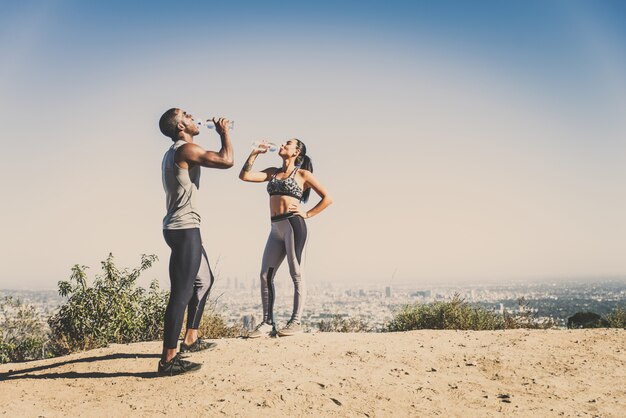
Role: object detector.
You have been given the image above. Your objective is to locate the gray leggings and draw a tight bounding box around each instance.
[260,213,308,324]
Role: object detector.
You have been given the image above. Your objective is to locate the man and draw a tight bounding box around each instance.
[157,108,234,376]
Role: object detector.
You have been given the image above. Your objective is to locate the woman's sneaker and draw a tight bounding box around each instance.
[248,322,273,338]
[157,353,202,377]
[277,320,302,337]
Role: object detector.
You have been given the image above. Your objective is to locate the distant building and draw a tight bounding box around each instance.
[412,290,431,298]
[385,286,391,298]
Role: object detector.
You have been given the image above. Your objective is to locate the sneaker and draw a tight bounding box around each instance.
[277,320,302,337]
[248,322,274,339]
[157,353,202,377]
[180,338,217,354]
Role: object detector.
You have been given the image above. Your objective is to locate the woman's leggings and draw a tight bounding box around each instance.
[162,228,214,349]
[260,213,308,324]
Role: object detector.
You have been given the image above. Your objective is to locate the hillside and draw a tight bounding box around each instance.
[1,329,624,417]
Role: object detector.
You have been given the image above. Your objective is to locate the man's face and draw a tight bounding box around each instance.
[176,109,200,136]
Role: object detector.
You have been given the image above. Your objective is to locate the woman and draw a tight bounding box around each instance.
[239,138,333,337]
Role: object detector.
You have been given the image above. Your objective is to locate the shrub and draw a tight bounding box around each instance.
[48,254,168,355]
[195,309,244,339]
[0,297,51,363]
[566,312,609,329]
[605,307,626,328]
[318,315,370,332]
[386,295,506,331]
[386,295,555,332]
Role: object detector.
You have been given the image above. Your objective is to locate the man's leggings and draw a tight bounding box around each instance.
[162,228,214,349]
[260,213,308,325]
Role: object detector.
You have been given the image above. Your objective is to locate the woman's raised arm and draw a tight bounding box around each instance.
[239,149,276,182]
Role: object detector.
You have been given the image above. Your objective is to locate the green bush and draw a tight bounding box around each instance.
[386,295,505,331]
[48,253,168,355]
[0,297,51,363]
[318,315,370,332]
[385,295,554,331]
[605,307,626,328]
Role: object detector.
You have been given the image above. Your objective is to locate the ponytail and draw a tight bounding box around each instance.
[295,139,313,203]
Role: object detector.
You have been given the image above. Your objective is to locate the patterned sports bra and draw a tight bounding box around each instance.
[267,166,303,200]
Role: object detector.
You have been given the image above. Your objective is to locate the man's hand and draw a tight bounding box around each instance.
[213,117,231,136]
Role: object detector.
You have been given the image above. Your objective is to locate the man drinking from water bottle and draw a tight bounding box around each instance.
[157,108,234,376]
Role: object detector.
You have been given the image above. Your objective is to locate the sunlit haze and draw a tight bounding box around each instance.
[1,1,625,290]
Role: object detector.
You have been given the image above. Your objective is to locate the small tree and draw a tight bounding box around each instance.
[48,254,168,355]
[605,307,626,328]
[0,297,50,363]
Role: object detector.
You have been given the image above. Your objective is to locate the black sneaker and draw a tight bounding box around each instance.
[180,338,218,353]
[157,353,202,377]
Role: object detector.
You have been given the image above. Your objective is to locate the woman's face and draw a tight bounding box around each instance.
[279,139,300,159]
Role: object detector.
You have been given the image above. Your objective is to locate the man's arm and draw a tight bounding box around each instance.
[179,118,234,169]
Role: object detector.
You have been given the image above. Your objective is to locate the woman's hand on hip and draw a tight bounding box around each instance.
[288,203,308,219]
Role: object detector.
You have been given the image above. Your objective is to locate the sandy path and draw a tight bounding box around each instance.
[1,329,624,417]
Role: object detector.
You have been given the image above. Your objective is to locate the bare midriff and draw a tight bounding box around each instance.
[270,195,299,217]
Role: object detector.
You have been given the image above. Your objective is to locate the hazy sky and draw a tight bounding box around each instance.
[1,0,625,290]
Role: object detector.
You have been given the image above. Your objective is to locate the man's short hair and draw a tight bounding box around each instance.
[159,108,180,138]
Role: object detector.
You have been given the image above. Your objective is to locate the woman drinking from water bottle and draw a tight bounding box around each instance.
[239,139,333,337]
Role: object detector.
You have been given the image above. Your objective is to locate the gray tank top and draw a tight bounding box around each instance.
[162,140,201,229]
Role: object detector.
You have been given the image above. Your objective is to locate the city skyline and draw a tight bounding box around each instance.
[3,277,625,331]
[2,1,626,290]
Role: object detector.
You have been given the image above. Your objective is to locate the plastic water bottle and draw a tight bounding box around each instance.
[251,140,278,152]
[195,118,235,131]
